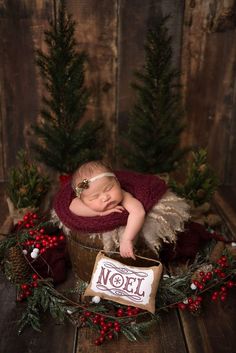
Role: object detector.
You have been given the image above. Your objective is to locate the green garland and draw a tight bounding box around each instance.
[0,212,236,346]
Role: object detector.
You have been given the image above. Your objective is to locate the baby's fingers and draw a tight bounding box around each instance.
[114,206,125,213]
[120,250,136,260]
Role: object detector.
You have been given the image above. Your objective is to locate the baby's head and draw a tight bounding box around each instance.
[72,161,123,212]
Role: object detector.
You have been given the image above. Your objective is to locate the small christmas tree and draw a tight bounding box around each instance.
[170,149,219,206]
[32,0,103,174]
[123,16,185,173]
[7,150,50,209]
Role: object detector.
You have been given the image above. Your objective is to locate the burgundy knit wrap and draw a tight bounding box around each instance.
[53,170,168,233]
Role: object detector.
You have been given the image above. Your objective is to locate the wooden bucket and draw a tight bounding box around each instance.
[66,231,158,282]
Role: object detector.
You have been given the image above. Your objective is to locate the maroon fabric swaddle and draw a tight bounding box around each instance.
[53,170,168,233]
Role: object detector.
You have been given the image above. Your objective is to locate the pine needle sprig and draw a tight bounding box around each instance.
[18,305,41,334]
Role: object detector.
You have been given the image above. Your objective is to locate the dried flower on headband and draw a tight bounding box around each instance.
[75,179,89,198]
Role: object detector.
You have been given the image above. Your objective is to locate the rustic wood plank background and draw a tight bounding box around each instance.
[2,0,235,189]
[181,0,236,185]
[1,0,235,189]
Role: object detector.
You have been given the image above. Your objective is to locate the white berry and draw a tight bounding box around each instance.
[30,251,38,259]
[91,296,101,304]
[190,283,197,290]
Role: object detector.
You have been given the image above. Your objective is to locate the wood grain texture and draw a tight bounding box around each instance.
[66,0,118,163]
[76,310,187,353]
[0,0,53,177]
[178,288,236,353]
[181,0,236,184]
[0,268,77,353]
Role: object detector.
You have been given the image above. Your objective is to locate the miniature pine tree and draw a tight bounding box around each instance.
[7,150,50,209]
[31,0,103,174]
[170,149,219,206]
[124,16,185,173]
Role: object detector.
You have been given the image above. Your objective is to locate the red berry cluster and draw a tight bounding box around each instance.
[116,306,140,317]
[18,212,39,228]
[17,273,39,301]
[178,295,203,313]
[178,254,236,311]
[210,255,235,302]
[79,306,141,345]
[19,212,65,255]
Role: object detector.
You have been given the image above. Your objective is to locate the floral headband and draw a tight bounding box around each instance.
[75,172,116,198]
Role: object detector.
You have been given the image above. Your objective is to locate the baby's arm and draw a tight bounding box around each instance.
[119,191,146,260]
[69,198,124,217]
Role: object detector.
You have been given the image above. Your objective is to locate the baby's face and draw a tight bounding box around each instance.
[80,176,123,212]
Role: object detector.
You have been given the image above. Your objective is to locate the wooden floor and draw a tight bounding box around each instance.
[0,183,236,353]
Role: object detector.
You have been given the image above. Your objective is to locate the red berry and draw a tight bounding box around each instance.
[189,304,196,311]
[114,321,120,328]
[220,295,226,302]
[94,339,101,346]
[99,336,104,344]
[84,311,91,317]
[102,324,108,331]
[227,281,234,288]
[32,273,38,280]
[108,333,113,340]
[219,272,226,278]
[178,303,186,310]
[117,308,124,317]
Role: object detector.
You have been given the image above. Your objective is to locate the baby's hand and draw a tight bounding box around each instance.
[100,205,125,216]
[119,239,136,260]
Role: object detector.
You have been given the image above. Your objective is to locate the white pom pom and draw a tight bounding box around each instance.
[67,310,73,315]
[183,298,189,304]
[231,242,236,247]
[163,274,170,279]
[91,296,101,304]
[190,283,197,290]
[22,249,28,255]
[30,251,38,259]
[32,248,40,253]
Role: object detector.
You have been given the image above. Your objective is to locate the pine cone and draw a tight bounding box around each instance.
[4,246,31,284]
